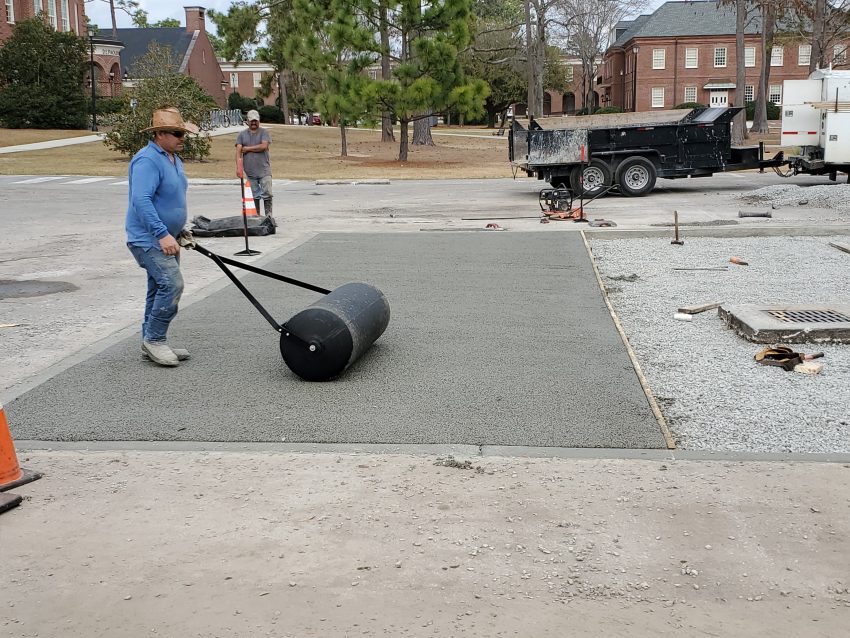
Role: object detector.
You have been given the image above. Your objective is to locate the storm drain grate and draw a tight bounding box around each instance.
[765,309,850,324]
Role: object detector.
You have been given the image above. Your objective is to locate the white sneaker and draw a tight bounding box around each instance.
[142,341,179,367]
[141,346,190,361]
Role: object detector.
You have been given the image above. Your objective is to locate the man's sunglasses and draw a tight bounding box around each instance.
[166,130,185,138]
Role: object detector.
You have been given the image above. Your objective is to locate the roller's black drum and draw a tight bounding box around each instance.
[280,283,390,381]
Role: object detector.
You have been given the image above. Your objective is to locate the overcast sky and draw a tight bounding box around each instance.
[85,0,667,36]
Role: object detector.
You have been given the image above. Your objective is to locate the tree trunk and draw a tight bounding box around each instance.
[380,2,395,142]
[732,0,748,144]
[339,124,348,157]
[524,0,540,120]
[398,119,409,161]
[751,8,776,134]
[486,104,497,128]
[413,114,435,145]
[810,0,826,73]
[109,0,118,38]
[278,71,290,124]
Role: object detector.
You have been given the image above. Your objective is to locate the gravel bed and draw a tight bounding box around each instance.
[591,235,850,453]
[739,183,850,210]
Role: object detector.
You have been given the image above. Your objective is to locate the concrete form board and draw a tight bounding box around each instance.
[719,303,850,343]
[6,232,664,449]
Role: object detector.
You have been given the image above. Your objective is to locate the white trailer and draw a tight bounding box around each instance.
[781,69,850,180]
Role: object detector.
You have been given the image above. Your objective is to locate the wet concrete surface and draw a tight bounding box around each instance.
[7,232,665,448]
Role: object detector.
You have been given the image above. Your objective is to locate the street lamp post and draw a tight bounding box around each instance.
[87,26,98,132]
[632,45,640,112]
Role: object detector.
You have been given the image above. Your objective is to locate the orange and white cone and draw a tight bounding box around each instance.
[242,178,258,216]
[0,404,42,514]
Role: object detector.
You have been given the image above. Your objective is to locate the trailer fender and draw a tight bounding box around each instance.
[615,156,658,197]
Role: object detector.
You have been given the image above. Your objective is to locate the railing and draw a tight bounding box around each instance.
[205,109,245,130]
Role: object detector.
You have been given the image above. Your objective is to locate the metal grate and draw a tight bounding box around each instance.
[766,309,850,324]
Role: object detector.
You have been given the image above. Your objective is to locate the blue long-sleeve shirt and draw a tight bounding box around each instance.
[125,141,188,249]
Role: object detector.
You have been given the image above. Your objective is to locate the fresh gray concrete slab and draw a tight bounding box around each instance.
[7,232,664,448]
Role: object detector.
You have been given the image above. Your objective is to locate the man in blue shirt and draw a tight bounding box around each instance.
[126,107,199,367]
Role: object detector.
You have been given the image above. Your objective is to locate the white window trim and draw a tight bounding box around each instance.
[6,0,15,23]
[60,0,69,31]
[47,0,57,28]
[834,44,847,64]
[652,48,666,70]
[714,47,727,68]
[651,87,664,108]
[771,46,784,66]
[744,85,755,102]
[253,72,262,88]
[684,86,697,102]
[230,72,239,88]
[685,48,698,69]
[744,47,756,68]
[768,84,782,103]
[34,0,40,16]
[798,44,811,66]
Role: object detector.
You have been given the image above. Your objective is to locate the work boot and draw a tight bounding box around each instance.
[141,345,190,361]
[141,341,179,367]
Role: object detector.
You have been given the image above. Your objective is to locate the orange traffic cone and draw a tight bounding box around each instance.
[0,404,41,514]
[242,178,258,216]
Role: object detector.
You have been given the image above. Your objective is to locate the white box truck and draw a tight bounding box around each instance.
[781,69,850,180]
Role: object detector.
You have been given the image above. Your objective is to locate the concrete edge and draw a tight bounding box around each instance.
[315,179,391,185]
[13,440,850,463]
[580,230,677,450]
[0,232,319,405]
[584,224,850,240]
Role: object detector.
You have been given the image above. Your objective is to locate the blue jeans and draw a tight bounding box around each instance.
[128,244,184,343]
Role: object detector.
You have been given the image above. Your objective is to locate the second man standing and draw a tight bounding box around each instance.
[236,109,273,219]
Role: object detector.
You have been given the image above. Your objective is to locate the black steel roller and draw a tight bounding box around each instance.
[280,283,390,381]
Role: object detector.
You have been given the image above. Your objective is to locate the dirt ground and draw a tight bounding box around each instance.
[4,451,849,637]
[0,125,513,180]
[0,128,94,147]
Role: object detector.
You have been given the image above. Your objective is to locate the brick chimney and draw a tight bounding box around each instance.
[185,6,206,33]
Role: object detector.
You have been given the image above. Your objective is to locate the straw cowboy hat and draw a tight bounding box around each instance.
[141,107,200,134]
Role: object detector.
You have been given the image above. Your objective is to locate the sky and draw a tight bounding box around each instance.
[85,0,234,33]
[85,0,670,36]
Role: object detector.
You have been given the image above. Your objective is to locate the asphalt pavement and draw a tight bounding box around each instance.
[6,231,664,448]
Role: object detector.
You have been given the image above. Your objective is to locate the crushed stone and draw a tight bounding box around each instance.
[738,184,850,210]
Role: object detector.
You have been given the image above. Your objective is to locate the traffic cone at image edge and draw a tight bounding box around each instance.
[0,403,42,494]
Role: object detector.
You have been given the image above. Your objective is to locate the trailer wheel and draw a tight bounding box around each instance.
[570,160,612,196]
[615,156,657,197]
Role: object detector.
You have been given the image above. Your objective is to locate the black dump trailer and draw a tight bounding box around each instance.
[509,107,784,197]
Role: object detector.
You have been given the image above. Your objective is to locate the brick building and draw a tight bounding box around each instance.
[1,0,87,42]
[219,60,280,107]
[107,7,228,107]
[599,0,849,113]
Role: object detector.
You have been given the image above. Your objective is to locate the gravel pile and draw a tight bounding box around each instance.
[591,236,850,454]
[739,183,850,210]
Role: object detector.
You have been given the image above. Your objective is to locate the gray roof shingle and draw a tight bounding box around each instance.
[99,28,193,75]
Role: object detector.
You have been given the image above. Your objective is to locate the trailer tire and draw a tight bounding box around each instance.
[615,156,657,197]
[570,159,612,196]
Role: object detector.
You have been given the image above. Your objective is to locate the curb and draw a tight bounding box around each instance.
[315,179,391,185]
[584,223,850,240]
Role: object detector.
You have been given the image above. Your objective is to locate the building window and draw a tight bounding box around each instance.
[60,0,68,30]
[368,69,378,80]
[253,72,262,88]
[834,45,848,65]
[652,48,665,69]
[651,87,664,108]
[714,47,727,68]
[769,84,782,103]
[744,85,754,102]
[685,48,698,68]
[745,47,756,67]
[684,86,697,103]
[771,46,784,66]
[566,66,574,82]
[5,0,14,22]
[47,0,56,27]
[230,72,238,88]
[798,44,811,66]
[33,0,39,15]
